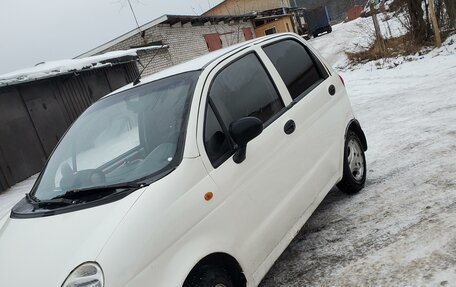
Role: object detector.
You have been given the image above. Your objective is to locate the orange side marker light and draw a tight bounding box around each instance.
[204,192,214,201]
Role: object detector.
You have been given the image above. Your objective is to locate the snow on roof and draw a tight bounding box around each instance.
[0,45,166,87]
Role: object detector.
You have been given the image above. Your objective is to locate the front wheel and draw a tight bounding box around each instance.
[183,265,235,287]
[337,131,366,194]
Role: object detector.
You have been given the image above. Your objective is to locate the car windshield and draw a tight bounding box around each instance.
[32,71,200,201]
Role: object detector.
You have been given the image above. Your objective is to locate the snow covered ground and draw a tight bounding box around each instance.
[260,21,456,287]
[309,14,408,69]
[0,16,455,287]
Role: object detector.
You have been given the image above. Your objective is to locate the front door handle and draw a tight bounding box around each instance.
[284,120,296,135]
[328,84,336,96]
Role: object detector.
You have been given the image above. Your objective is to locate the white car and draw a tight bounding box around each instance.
[0,33,367,287]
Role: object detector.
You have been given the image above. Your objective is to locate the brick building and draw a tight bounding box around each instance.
[254,14,295,35]
[203,0,306,37]
[77,14,255,76]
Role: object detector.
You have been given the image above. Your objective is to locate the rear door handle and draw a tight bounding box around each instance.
[329,84,336,96]
[284,120,296,135]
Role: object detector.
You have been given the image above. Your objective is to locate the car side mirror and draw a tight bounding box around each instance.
[229,117,263,164]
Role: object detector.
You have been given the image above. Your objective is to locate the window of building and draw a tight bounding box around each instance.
[203,33,223,51]
[243,27,254,40]
[263,39,329,100]
[264,27,277,35]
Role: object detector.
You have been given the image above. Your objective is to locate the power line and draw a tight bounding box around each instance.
[127,0,142,35]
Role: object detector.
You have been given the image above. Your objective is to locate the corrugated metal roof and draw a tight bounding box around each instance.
[0,46,166,87]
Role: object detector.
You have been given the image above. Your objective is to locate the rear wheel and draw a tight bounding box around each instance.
[183,265,235,287]
[337,131,366,194]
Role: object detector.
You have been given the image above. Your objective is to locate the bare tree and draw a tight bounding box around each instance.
[406,0,429,44]
[443,0,456,28]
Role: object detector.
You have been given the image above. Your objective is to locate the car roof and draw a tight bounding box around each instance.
[108,33,297,95]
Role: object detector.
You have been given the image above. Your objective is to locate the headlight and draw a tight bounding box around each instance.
[62,262,104,287]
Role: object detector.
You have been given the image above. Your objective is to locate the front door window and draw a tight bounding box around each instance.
[204,52,284,167]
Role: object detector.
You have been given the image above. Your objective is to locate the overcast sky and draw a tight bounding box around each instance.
[0,0,222,75]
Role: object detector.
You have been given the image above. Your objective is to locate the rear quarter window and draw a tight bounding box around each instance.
[263,39,329,100]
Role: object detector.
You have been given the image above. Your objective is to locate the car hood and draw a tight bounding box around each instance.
[0,190,143,287]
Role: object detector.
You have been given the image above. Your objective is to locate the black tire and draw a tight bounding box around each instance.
[313,33,319,38]
[183,265,235,287]
[337,131,366,194]
[327,27,333,33]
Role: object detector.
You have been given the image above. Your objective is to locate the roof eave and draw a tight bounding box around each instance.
[74,15,169,59]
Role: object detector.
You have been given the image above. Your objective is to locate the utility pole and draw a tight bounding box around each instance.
[370,4,386,53]
[428,0,442,47]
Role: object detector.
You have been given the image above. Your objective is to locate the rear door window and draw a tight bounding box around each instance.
[263,39,329,100]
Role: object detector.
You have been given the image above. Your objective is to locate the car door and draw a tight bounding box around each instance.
[260,37,348,206]
[197,48,316,276]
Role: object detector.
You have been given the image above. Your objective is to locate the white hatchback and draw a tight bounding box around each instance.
[0,33,367,287]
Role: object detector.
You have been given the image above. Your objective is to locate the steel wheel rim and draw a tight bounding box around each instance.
[347,139,364,181]
[214,284,227,287]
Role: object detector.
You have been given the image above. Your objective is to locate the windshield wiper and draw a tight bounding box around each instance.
[26,193,79,208]
[50,181,147,201]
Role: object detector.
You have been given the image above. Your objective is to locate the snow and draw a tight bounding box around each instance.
[0,45,166,87]
[363,0,396,15]
[310,14,407,69]
[260,18,456,287]
[1,13,456,286]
